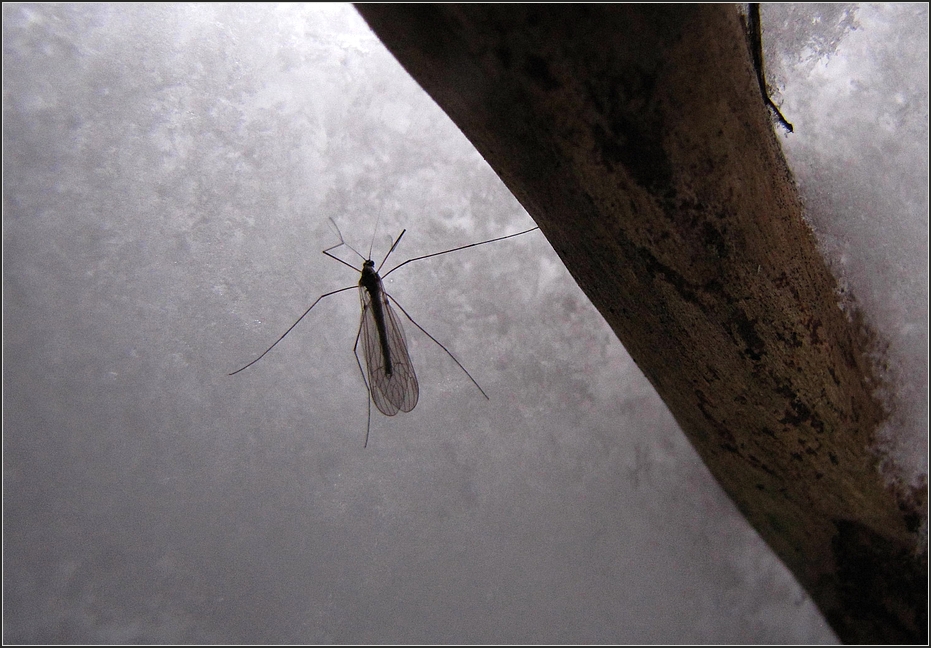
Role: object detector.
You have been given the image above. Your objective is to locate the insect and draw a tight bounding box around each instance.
[230,219,539,446]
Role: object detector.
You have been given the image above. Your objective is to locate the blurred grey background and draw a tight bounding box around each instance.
[3,4,925,643]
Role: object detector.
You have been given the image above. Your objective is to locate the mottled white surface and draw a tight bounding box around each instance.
[3,4,925,643]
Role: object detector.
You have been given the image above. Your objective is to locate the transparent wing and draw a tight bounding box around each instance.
[359,285,419,416]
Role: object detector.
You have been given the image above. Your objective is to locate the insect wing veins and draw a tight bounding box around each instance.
[359,280,419,416]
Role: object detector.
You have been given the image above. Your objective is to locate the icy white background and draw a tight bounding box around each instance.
[3,4,926,643]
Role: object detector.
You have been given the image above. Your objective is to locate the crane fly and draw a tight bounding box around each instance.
[230,219,539,447]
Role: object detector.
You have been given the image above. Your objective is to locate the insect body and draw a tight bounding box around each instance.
[230,219,539,447]
[357,257,419,417]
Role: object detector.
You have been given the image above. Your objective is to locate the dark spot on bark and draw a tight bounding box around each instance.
[637,244,699,303]
[703,278,726,300]
[695,388,738,450]
[829,451,839,465]
[781,407,803,427]
[775,328,804,349]
[830,519,928,643]
[895,484,926,535]
[791,451,803,461]
[585,69,671,191]
[731,312,765,361]
[496,45,512,69]
[747,454,776,476]
[756,483,766,490]
[810,413,825,434]
[591,122,623,172]
[842,342,859,370]
[524,54,560,91]
[806,316,824,345]
[903,511,921,535]
[777,386,819,432]
[701,221,729,258]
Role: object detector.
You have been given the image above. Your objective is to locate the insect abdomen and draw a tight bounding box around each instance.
[360,262,394,376]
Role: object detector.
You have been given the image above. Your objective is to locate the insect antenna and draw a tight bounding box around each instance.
[367,205,384,261]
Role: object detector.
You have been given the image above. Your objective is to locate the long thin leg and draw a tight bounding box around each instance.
[352,309,373,448]
[387,294,489,401]
[325,217,366,265]
[376,229,407,271]
[229,284,357,375]
[382,226,538,278]
[322,248,363,272]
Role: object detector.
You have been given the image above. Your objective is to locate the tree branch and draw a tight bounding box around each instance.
[355,5,927,642]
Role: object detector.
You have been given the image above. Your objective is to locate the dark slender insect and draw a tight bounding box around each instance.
[230,219,539,446]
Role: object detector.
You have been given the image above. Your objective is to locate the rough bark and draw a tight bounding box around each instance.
[355,5,927,643]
